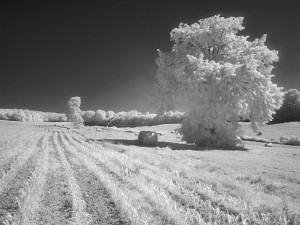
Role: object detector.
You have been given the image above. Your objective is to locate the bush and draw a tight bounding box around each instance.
[10,112,25,121]
[284,136,300,146]
[0,113,8,120]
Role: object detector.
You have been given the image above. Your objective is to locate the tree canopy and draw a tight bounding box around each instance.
[67,96,83,126]
[152,15,283,148]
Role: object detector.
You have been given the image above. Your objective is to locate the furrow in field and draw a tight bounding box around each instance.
[67,132,239,224]
[69,133,242,214]
[0,129,30,143]
[16,131,51,224]
[52,131,91,225]
[36,132,74,225]
[0,131,43,170]
[0,132,45,194]
[58,134,131,225]
[68,132,287,224]
[0,133,46,224]
[62,131,204,225]
[59,131,177,225]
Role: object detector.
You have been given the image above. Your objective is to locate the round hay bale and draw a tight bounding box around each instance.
[138,131,158,146]
[265,142,273,147]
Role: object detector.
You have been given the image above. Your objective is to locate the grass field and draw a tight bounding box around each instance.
[0,120,299,225]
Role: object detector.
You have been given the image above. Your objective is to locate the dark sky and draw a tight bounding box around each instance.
[1,0,299,113]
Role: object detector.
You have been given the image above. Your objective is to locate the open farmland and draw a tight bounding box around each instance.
[0,120,299,225]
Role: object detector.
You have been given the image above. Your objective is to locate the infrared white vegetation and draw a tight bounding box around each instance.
[67,96,84,127]
[152,15,284,148]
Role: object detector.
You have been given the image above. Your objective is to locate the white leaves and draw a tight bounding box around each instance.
[152,15,283,147]
[68,96,81,108]
[67,96,83,125]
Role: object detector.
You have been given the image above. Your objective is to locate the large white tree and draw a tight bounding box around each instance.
[67,96,83,127]
[152,15,283,148]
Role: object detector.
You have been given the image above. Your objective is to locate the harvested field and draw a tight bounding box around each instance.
[0,120,299,224]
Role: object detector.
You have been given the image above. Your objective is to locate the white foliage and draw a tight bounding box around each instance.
[106,110,116,119]
[0,109,66,122]
[67,96,83,126]
[81,110,96,123]
[94,109,107,123]
[152,15,283,148]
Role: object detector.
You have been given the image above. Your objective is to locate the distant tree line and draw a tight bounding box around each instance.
[0,107,184,126]
[65,97,185,127]
[0,109,67,122]
[81,109,184,127]
[1,89,298,126]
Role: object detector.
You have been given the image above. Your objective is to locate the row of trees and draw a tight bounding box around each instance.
[66,96,184,127]
[67,90,300,129]
[84,109,183,127]
[2,88,296,126]
[0,109,67,122]
[1,87,297,127]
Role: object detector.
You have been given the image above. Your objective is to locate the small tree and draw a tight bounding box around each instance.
[67,96,83,127]
[152,15,283,148]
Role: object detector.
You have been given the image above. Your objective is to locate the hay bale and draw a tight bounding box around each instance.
[138,131,158,146]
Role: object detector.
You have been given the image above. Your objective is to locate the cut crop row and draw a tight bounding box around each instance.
[0,132,47,224]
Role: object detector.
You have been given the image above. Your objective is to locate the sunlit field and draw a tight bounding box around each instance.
[0,120,299,225]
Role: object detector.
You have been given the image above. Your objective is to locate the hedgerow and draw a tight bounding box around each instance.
[0,109,67,122]
[82,110,184,127]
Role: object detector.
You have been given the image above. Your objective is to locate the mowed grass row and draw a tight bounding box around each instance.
[1,127,132,225]
[64,132,214,224]
[2,129,97,225]
[68,132,244,223]
[52,131,91,224]
[0,127,44,172]
[36,131,76,225]
[59,131,155,224]
[16,131,50,224]
[78,127,300,216]
[0,131,48,224]
[71,130,300,224]
[0,132,45,194]
[61,130,293,225]
[58,132,131,225]
[0,121,299,225]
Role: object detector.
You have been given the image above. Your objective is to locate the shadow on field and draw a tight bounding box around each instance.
[99,138,248,151]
